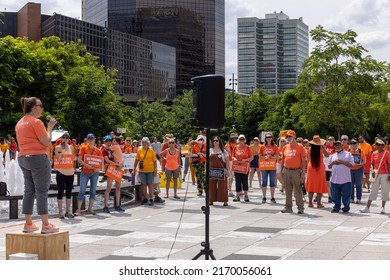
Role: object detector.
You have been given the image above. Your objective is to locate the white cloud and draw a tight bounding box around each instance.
[358,30,390,50]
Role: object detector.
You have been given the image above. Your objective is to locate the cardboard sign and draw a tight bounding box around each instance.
[232,162,249,174]
[258,158,277,170]
[105,164,125,183]
[158,171,182,189]
[84,154,104,170]
[123,153,136,169]
[209,168,225,180]
[53,154,74,169]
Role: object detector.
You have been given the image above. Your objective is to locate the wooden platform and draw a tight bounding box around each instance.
[6,230,69,260]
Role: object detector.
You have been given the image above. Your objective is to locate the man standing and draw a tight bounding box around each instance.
[151,137,162,161]
[279,130,307,214]
[328,140,355,213]
[358,135,373,192]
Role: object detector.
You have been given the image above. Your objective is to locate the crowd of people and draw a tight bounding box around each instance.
[7,96,390,234]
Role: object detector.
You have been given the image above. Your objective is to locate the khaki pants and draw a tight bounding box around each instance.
[283,169,304,211]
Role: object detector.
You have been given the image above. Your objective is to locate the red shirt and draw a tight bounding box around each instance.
[371,150,390,174]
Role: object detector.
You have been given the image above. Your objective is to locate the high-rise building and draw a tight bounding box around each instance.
[1,3,176,102]
[82,0,225,94]
[237,12,309,94]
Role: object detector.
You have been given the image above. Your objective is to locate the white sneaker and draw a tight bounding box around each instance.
[359,207,370,213]
[380,207,386,214]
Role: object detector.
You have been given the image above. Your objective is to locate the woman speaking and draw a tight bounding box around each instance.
[15,97,59,234]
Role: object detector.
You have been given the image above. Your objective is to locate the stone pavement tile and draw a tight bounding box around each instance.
[341,217,388,227]
[255,239,310,249]
[361,233,390,246]
[236,246,299,258]
[222,254,280,260]
[80,228,131,236]
[271,233,322,242]
[285,248,350,260]
[302,219,343,226]
[343,251,390,260]
[352,244,390,253]
[112,245,181,259]
[314,231,368,243]
[293,224,339,231]
[168,244,244,260]
[282,229,329,237]
[333,226,375,233]
[211,236,261,246]
[303,241,357,251]
[70,243,125,260]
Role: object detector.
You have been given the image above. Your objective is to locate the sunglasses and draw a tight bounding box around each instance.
[341,139,348,141]
[239,138,245,141]
[35,104,43,108]
[169,142,175,144]
[213,140,219,142]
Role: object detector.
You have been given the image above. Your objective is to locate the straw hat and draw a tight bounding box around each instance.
[309,135,326,146]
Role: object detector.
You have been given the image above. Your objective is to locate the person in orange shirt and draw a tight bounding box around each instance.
[75,133,103,216]
[232,134,253,202]
[259,133,279,203]
[349,138,366,204]
[279,130,307,214]
[249,137,261,189]
[160,138,181,199]
[224,132,238,197]
[15,97,59,234]
[358,135,373,193]
[190,135,207,196]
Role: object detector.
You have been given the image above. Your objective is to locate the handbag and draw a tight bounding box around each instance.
[0,182,8,196]
[139,149,149,170]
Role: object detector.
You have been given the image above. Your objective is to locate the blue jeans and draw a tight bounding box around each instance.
[331,182,352,212]
[351,167,364,201]
[78,172,99,201]
[261,170,276,188]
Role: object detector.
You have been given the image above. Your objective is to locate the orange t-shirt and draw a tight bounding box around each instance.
[79,145,103,173]
[233,144,252,161]
[349,149,366,170]
[15,115,48,156]
[124,145,136,153]
[259,144,278,157]
[282,143,306,169]
[371,150,390,174]
[359,142,373,155]
[224,142,237,161]
[192,142,206,163]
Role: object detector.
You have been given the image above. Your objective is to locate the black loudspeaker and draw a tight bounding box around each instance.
[191,74,225,129]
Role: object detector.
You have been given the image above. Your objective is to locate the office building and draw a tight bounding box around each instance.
[237,12,309,94]
[1,3,176,102]
[82,0,225,94]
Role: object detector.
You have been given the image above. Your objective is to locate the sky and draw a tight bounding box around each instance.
[2,0,390,84]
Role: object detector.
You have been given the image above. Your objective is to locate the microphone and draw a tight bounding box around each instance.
[47,115,62,130]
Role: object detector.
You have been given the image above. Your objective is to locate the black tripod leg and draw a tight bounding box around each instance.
[192,250,205,260]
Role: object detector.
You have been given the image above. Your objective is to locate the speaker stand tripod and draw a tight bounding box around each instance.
[192,128,216,260]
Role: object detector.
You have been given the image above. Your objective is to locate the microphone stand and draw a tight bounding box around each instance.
[192,128,216,260]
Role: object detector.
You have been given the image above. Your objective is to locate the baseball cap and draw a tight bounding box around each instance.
[376,139,385,145]
[103,135,112,142]
[86,133,95,139]
[286,130,296,137]
[334,140,342,146]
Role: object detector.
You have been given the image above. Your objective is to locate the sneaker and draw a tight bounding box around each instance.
[41,223,59,234]
[380,207,386,214]
[115,205,125,212]
[262,197,266,204]
[297,210,304,214]
[59,211,64,219]
[154,196,165,203]
[197,191,203,196]
[360,207,370,213]
[233,196,240,202]
[244,195,250,202]
[331,209,339,213]
[148,199,154,206]
[141,198,148,205]
[103,207,110,213]
[99,176,107,183]
[281,209,293,213]
[23,222,39,233]
[65,211,74,218]
[271,198,276,204]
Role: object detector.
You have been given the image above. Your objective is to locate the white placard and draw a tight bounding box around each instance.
[117,127,126,134]
[123,153,136,169]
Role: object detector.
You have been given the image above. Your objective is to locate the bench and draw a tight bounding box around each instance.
[0,171,142,219]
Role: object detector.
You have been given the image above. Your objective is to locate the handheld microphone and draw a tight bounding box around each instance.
[47,115,62,130]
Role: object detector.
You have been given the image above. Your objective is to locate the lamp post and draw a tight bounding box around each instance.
[229,73,237,128]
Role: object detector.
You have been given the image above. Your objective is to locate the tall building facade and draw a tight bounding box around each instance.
[237,12,309,94]
[1,3,176,102]
[82,0,225,94]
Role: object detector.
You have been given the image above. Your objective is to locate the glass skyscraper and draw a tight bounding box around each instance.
[237,12,309,94]
[82,0,225,94]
